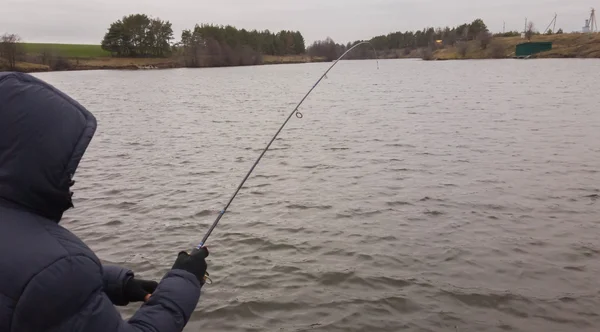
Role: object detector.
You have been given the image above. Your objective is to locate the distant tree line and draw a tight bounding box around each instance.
[100,14,306,67]
[101,14,174,57]
[370,19,489,49]
[177,24,305,67]
[308,19,490,60]
[494,27,563,39]
[307,18,565,61]
[178,25,262,67]
[493,31,521,37]
[182,24,305,56]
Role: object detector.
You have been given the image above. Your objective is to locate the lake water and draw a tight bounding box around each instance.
[33,59,600,332]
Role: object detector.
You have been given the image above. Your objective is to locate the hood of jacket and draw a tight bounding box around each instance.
[0,72,96,221]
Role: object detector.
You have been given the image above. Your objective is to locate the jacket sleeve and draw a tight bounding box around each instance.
[83,270,202,332]
[102,265,134,306]
[12,255,201,332]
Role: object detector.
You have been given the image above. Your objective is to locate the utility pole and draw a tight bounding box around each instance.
[544,13,558,34]
[584,8,597,33]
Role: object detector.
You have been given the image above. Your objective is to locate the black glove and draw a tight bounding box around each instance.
[172,247,209,284]
[123,278,158,303]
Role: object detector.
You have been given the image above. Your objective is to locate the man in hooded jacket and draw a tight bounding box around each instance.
[0,72,210,332]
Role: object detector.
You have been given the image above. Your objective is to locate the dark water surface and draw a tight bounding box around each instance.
[34,59,600,331]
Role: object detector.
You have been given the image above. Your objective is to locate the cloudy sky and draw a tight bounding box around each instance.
[2,0,596,44]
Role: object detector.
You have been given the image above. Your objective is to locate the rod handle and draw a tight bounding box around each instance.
[190,246,211,284]
[191,246,209,258]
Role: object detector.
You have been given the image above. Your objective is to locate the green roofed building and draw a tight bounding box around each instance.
[515,42,553,58]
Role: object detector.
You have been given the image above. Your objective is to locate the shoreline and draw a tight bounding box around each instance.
[7,55,329,73]
[9,51,599,74]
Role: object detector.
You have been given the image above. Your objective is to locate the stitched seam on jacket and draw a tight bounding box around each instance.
[12,254,101,332]
[12,213,72,307]
[56,256,105,331]
[1,291,15,332]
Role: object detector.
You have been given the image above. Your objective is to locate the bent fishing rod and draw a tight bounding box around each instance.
[191,42,378,258]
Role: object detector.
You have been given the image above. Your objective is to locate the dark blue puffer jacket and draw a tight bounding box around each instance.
[0,72,201,332]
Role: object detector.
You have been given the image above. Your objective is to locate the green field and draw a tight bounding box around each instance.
[22,43,110,58]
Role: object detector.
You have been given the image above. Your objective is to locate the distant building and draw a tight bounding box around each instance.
[583,19,591,33]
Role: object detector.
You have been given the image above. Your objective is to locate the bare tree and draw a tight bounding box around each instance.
[220,42,238,66]
[489,41,505,58]
[0,33,22,70]
[240,45,257,66]
[206,38,223,67]
[179,30,208,67]
[40,48,55,66]
[526,22,535,41]
[457,41,469,57]
[477,31,492,50]
[51,56,72,71]
[307,37,339,62]
[421,47,434,60]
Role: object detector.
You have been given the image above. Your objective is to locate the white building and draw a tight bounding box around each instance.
[582,19,591,33]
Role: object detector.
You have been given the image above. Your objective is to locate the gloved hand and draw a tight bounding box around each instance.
[172,247,209,285]
[124,278,158,303]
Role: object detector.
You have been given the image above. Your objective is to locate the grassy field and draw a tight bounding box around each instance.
[433,33,600,60]
[22,43,110,58]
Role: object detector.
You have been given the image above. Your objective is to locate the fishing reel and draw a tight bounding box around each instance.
[203,271,212,285]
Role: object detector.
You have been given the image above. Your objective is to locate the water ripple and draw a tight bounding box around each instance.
[37,59,600,332]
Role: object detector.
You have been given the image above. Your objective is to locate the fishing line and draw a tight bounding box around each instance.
[193,42,378,253]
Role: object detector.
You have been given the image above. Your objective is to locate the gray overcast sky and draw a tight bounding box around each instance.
[1,0,596,44]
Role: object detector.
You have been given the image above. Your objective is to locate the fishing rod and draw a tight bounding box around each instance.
[191,42,378,259]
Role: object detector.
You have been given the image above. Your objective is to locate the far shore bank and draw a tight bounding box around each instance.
[4,54,329,73]
[429,33,600,61]
[3,33,599,73]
